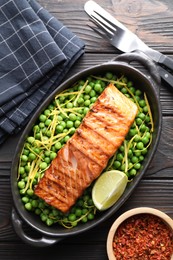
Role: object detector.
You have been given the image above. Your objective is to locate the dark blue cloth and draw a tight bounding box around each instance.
[0,0,85,143]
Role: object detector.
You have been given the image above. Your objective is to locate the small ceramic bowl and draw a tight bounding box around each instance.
[107,207,173,260]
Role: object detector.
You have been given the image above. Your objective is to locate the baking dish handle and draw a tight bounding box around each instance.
[113,52,161,91]
[11,208,62,247]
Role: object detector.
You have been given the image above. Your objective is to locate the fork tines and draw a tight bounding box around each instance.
[90,10,116,38]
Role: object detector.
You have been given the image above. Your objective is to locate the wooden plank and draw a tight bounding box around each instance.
[0,243,107,260]
[37,0,173,53]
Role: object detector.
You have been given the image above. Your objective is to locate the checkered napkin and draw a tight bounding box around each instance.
[0,0,85,143]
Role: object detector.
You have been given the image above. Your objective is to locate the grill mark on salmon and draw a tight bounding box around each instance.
[76,123,116,155]
[34,83,138,213]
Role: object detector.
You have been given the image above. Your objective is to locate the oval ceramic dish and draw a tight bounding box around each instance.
[107,207,173,260]
[11,53,162,247]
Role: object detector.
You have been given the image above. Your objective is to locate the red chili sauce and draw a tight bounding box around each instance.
[113,213,173,260]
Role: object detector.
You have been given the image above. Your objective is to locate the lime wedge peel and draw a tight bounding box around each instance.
[92,170,128,211]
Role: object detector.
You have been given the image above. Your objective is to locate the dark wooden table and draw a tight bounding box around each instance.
[1,0,173,259]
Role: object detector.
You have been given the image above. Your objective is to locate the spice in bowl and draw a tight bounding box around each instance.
[107,208,173,260]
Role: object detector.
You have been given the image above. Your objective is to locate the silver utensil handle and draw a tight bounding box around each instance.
[158,55,173,71]
[158,66,173,89]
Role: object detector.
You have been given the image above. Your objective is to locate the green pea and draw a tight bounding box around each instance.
[66,120,73,129]
[121,87,128,94]
[27,189,34,196]
[19,167,25,175]
[84,99,90,106]
[74,120,81,128]
[77,97,84,104]
[143,106,148,113]
[25,165,31,173]
[134,163,141,170]
[84,94,90,100]
[39,162,48,170]
[69,113,77,121]
[84,107,89,115]
[85,85,92,94]
[33,125,40,133]
[120,164,125,171]
[87,213,94,220]
[90,90,96,97]
[69,127,76,135]
[142,136,149,145]
[38,201,45,209]
[129,129,138,137]
[75,208,82,217]
[81,216,88,223]
[113,160,121,169]
[55,141,62,150]
[35,133,41,140]
[56,125,64,133]
[44,157,51,164]
[21,155,28,162]
[129,168,137,176]
[68,214,76,222]
[139,100,146,107]
[135,151,141,157]
[136,118,143,125]
[18,181,25,189]
[52,209,60,217]
[66,102,73,108]
[94,83,102,93]
[45,150,50,157]
[82,208,88,215]
[64,135,70,142]
[45,119,52,126]
[139,155,144,161]
[105,72,113,79]
[35,208,41,215]
[90,97,97,103]
[135,89,142,96]
[23,149,30,156]
[39,122,45,128]
[134,135,141,142]
[27,136,35,144]
[32,200,39,208]
[77,199,84,207]
[131,156,138,164]
[128,149,133,158]
[138,112,146,120]
[43,209,50,215]
[41,213,47,222]
[25,202,32,211]
[28,153,36,161]
[44,109,51,116]
[33,147,40,154]
[50,152,57,160]
[136,142,144,150]
[140,125,146,132]
[142,148,148,155]
[39,114,47,122]
[46,218,54,226]
[116,153,123,161]
[22,196,29,203]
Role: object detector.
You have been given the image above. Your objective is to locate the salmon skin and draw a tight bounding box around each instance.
[34,83,138,213]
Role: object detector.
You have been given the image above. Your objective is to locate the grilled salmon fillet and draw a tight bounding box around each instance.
[34,83,138,212]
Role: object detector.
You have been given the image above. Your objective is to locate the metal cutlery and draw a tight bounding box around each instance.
[84,0,173,89]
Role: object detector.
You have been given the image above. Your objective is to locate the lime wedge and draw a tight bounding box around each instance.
[92,170,128,211]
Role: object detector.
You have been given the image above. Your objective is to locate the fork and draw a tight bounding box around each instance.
[90,11,146,54]
[87,9,173,88]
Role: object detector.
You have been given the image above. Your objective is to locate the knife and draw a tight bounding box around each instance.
[84,0,173,88]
